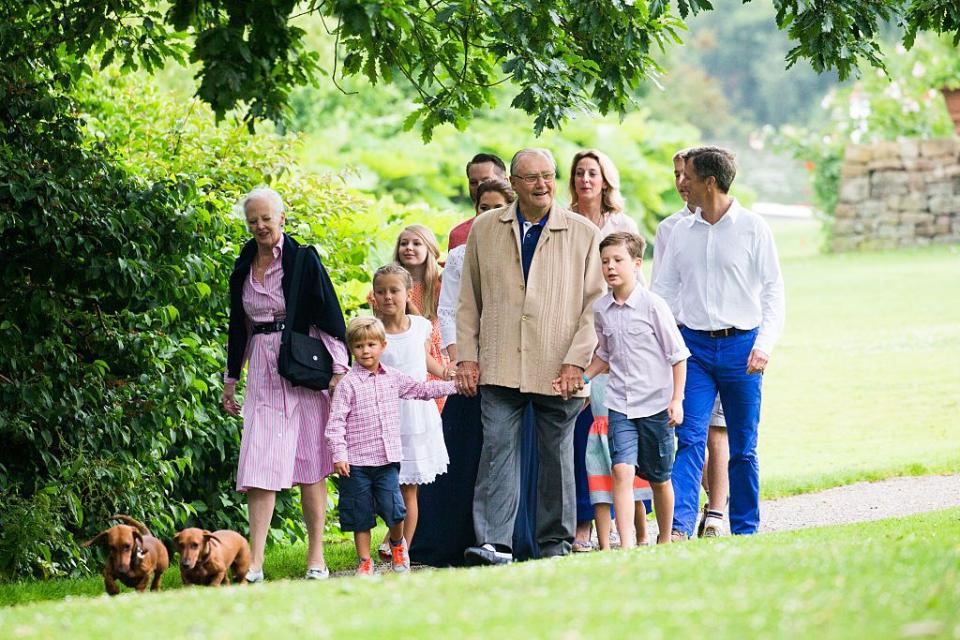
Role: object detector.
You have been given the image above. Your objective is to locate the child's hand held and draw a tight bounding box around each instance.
[667,400,684,427]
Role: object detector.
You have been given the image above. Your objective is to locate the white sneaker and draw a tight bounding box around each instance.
[245,568,265,583]
[305,566,330,580]
[702,517,725,538]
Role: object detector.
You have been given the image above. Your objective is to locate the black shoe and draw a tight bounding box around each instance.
[464,544,512,566]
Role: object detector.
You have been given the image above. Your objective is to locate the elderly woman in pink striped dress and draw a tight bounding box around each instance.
[221,187,349,582]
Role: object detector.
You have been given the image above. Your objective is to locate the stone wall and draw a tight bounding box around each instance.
[832,138,960,251]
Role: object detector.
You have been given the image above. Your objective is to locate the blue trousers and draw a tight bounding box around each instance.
[672,327,763,536]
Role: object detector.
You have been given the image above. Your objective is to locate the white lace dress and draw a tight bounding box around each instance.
[380,315,450,485]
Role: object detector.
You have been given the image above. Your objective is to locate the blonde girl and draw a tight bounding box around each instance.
[370,225,450,410]
[372,264,456,555]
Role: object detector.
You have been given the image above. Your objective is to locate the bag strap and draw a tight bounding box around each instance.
[282,245,310,341]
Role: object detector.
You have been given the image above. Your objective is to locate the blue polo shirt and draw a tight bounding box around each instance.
[516,207,549,282]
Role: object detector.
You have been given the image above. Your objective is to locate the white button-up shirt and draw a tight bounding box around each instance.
[651,204,693,315]
[594,285,690,419]
[651,199,785,355]
[651,204,693,279]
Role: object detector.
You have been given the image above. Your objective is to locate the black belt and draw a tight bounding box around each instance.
[251,320,286,334]
[687,327,753,338]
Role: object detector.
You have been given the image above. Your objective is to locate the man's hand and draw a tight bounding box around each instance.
[746,348,769,375]
[557,364,585,400]
[328,373,345,394]
[334,461,350,477]
[456,361,480,397]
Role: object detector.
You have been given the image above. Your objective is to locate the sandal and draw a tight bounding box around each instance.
[571,539,596,553]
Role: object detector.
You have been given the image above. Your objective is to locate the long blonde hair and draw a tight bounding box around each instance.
[568,149,625,215]
[392,224,441,321]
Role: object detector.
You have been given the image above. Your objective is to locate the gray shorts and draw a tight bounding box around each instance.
[710,395,726,428]
[608,409,676,484]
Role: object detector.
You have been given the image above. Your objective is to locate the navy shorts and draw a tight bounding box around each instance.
[338,463,406,532]
[608,409,676,484]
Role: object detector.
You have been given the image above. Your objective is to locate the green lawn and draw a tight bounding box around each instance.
[2,508,959,639]
[753,219,960,496]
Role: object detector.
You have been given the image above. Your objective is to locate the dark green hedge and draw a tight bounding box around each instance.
[0,63,374,579]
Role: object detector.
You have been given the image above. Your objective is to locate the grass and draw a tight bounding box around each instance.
[2,508,959,639]
[753,219,960,496]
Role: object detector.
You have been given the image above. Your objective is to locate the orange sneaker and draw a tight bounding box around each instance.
[355,557,374,576]
[390,539,410,573]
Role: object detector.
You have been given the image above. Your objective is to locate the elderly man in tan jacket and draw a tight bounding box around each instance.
[456,148,604,565]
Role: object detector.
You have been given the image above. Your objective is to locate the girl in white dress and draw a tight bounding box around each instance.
[372,264,457,554]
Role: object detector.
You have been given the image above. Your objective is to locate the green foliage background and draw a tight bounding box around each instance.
[0,65,404,579]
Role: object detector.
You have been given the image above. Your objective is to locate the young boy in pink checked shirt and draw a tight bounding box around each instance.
[326,316,457,575]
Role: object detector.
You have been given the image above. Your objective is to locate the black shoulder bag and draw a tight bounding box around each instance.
[277,246,335,390]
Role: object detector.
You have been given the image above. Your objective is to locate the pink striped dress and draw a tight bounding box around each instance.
[232,241,349,492]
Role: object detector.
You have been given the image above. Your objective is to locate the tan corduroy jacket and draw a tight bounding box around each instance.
[456,200,604,397]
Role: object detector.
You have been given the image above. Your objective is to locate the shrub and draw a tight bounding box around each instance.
[0,66,382,579]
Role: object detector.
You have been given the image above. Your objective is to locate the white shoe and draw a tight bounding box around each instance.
[245,568,265,583]
[305,566,330,580]
[702,517,725,538]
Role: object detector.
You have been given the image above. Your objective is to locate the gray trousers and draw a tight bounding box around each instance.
[473,385,583,556]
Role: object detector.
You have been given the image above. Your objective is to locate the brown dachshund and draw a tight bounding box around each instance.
[172,528,251,586]
[82,514,169,595]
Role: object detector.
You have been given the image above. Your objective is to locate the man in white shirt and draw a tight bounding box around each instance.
[652,149,730,538]
[652,146,785,538]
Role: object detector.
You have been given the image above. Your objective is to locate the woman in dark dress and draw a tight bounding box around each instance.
[411,179,540,565]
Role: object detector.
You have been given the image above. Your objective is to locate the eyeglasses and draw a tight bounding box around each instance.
[512,172,556,184]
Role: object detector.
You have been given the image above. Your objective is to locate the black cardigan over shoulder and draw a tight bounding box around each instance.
[226,234,347,380]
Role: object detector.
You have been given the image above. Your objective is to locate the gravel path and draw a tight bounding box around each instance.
[638,473,960,539]
[758,473,960,533]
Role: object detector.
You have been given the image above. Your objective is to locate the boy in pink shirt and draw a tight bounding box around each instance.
[326,317,456,575]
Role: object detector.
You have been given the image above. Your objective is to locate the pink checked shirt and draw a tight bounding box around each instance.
[326,362,456,466]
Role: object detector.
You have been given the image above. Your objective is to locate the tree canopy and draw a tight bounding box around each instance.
[3,1,959,139]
